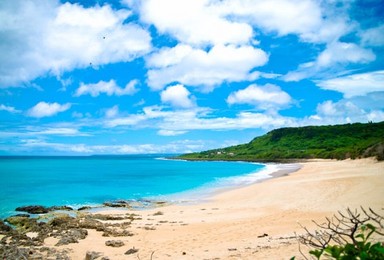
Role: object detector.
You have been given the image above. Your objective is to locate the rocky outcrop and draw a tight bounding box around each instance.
[105,240,125,247]
[15,205,49,214]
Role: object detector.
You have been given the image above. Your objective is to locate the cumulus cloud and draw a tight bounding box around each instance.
[136,0,253,46]
[313,99,384,124]
[0,0,151,87]
[227,84,292,111]
[147,44,268,91]
[27,102,71,118]
[74,79,138,97]
[160,84,195,108]
[0,104,20,113]
[316,70,384,98]
[131,0,350,45]
[316,42,375,68]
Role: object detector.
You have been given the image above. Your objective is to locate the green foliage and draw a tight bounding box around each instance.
[309,224,384,259]
[178,121,384,161]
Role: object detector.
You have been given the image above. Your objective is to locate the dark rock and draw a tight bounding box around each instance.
[79,218,104,230]
[78,206,92,211]
[49,206,73,211]
[85,251,103,260]
[0,219,12,232]
[257,233,269,238]
[15,205,49,214]
[48,215,75,227]
[102,228,134,237]
[55,229,88,246]
[103,200,131,208]
[125,248,139,255]
[15,214,30,218]
[105,240,125,247]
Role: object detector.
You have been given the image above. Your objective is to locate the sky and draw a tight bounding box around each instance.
[0,0,383,155]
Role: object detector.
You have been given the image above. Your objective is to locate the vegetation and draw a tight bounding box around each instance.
[293,207,384,259]
[178,121,384,162]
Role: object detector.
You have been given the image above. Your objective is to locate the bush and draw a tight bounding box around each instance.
[293,208,384,259]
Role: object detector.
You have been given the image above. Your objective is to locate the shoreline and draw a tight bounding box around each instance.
[1,158,383,259]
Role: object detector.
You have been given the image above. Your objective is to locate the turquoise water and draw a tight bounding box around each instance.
[0,155,268,218]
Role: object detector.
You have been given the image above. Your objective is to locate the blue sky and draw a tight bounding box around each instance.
[0,0,383,155]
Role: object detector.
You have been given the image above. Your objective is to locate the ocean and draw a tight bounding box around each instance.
[0,155,275,219]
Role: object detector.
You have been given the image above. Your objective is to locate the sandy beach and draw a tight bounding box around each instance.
[8,158,384,259]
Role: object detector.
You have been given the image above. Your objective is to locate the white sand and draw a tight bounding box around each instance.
[48,158,384,259]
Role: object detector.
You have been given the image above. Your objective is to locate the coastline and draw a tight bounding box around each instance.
[2,158,383,259]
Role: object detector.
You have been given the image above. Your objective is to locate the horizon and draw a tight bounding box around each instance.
[1,0,383,155]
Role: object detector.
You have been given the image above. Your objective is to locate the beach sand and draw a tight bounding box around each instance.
[44,158,384,259]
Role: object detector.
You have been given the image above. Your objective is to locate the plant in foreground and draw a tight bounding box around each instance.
[292,207,384,259]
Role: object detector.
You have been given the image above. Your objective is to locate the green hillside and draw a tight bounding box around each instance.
[178,121,384,162]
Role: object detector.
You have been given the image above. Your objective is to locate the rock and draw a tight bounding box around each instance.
[0,219,12,232]
[103,200,131,208]
[85,251,103,260]
[78,206,92,211]
[91,214,125,221]
[15,214,30,218]
[102,228,134,237]
[125,248,139,255]
[48,215,75,227]
[49,206,73,211]
[5,215,40,232]
[15,205,49,214]
[105,240,125,247]
[55,229,88,246]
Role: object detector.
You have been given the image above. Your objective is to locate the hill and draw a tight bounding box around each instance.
[178,121,384,162]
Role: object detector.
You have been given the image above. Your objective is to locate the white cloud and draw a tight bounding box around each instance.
[74,79,138,97]
[157,129,187,136]
[360,25,384,47]
[227,84,292,111]
[160,84,195,108]
[284,42,376,82]
[316,42,375,68]
[136,0,253,46]
[147,44,268,91]
[217,0,324,40]
[0,104,20,113]
[316,70,384,98]
[27,102,71,118]
[19,139,206,154]
[0,0,151,87]
[313,99,384,124]
[105,105,119,118]
[103,105,298,133]
[132,0,349,45]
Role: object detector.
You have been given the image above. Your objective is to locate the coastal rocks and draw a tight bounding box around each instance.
[103,200,132,209]
[49,205,73,211]
[85,251,103,260]
[15,205,49,214]
[5,215,41,232]
[105,240,125,247]
[0,220,11,233]
[15,205,73,215]
[102,227,134,237]
[55,228,88,246]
